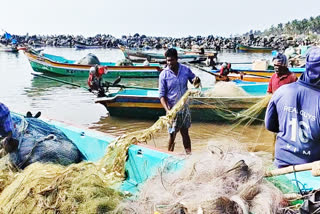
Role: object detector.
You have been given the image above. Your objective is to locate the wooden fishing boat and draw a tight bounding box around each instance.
[95,83,268,121]
[74,42,105,49]
[209,67,305,83]
[10,112,178,193]
[120,46,207,63]
[237,44,273,53]
[173,46,218,57]
[0,44,18,53]
[24,50,162,78]
[10,113,320,203]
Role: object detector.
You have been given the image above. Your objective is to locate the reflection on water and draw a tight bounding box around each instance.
[0,48,274,153]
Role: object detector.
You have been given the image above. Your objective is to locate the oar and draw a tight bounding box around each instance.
[31,73,90,90]
[265,161,320,177]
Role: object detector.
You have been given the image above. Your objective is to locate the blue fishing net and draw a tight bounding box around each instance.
[10,114,85,169]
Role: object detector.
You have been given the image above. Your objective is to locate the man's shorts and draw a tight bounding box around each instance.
[168,105,191,134]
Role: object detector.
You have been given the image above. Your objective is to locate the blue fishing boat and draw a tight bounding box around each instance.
[95,82,268,121]
[10,112,320,202]
[24,50,162,78]
[10,112,179,193]
[43,112,320,197]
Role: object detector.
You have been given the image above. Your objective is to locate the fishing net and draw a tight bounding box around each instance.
[202,81,249,97]
[117,143,288,214]
[116,59,133,66]
[190,82,270,125]
[9,115,84,169]
[76,53,100,65]
[0,91,192,214]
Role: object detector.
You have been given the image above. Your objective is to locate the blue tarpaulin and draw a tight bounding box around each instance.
[4,32,12,40]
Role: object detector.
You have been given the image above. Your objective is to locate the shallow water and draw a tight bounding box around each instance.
[0,48,275,153]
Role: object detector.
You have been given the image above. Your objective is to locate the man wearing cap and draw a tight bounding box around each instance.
[159,48,201,154]
[267,53,297,94]
[265,47,320,168]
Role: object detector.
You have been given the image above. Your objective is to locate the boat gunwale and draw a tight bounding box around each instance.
[95,93,266,103]
[25,51,162,70]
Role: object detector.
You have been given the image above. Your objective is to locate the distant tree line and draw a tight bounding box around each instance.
[245,16,320,37]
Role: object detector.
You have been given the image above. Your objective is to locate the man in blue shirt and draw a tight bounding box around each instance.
[0,102,17,153]
[265,47,320,168]
[159,48,200,154]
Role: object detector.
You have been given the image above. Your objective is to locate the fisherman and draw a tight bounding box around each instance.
[219,62,232,81]
[267,53,297,94]
[205,52,218,70]
[87,65,107,97]
[265,47,320,168]
[159,48,201,154]
[0,103,18,154]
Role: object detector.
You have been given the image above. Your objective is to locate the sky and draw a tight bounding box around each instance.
[1,0,319,38]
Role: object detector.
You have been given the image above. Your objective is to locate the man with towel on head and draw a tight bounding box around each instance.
[267,53,297,94]
[265,47,320,168]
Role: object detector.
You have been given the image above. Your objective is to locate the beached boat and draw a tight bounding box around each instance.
[209,67,305,82]
[120,46,207,63]
[95,82,268,121]
[24,50,162,78]
[237,44,273,52]
[0,44,18,53]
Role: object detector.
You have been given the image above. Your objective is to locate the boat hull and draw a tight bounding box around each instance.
[237,44,273,52]
[24,51,162,78]
[12,112,178,194]
[0,46,18,53]
[11,114,320,198]
[75,44,105,49]
[95,88,266,122]
[121,48,206,63]
[210,67,304,82]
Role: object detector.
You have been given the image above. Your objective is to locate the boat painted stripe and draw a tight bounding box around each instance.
[26,53,161,71]
[106,102,257,109]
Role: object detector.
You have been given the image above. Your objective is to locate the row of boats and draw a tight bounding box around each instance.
[21,47,307,123]
[25,47,305,80]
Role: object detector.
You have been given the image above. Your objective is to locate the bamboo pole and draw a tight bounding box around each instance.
[265,161,320,177]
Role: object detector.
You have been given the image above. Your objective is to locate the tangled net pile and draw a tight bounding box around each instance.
[194,81,272,126]
[202,82,249,97]
[118,144,287,214]
[0,91,192,214]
